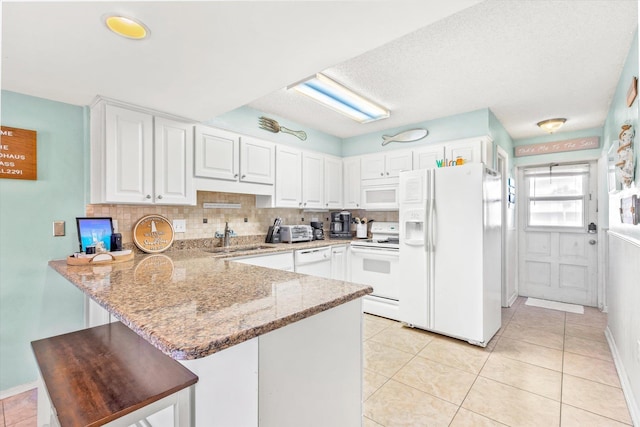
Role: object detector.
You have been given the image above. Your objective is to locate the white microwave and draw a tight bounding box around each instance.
[361,184,399,210]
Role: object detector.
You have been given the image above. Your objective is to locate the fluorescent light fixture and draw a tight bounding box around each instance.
[291,73,390,123]
[104,15,149,40]
[537,118,566,133]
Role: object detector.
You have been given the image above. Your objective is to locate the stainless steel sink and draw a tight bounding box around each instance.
[204,245,275,254]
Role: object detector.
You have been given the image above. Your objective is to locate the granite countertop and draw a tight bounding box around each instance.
[49,240,371,360]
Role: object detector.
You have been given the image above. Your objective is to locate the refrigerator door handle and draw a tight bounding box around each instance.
[428,169,436,251]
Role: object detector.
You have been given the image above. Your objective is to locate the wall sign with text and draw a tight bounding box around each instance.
[0,126,37,180]
[514,136,600,158]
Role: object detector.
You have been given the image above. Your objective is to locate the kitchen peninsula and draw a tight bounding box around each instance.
[48,248,372,427]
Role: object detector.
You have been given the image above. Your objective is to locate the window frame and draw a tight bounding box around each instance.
[523,164,590,232]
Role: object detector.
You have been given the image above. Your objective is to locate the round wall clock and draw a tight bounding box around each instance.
[132,215,175,253]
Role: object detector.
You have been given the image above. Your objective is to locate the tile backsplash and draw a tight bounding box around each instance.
[86,191,399,246]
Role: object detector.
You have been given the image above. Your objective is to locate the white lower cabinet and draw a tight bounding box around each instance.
[331,244,348,280]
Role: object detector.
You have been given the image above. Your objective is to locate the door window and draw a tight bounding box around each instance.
[524,164,589,229]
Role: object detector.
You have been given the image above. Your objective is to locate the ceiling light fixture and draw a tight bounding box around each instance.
[104,15,149,40]
[537,118,567,134]
[290,73,390,123]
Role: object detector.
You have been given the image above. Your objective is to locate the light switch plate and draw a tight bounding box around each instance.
[173,219,186,233]
[53,221,65,236]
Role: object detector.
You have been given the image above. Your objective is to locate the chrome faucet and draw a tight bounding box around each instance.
[223,222,231,248]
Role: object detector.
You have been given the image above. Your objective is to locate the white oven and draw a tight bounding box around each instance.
[349,222,401,321]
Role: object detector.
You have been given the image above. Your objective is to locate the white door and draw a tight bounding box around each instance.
[331,245,347,280]
[517,163,598,306]
[361,154,385,180]
[240,137,275,185]
[194,125,239,181]
[105,105,154,203]
[154,117,195,205]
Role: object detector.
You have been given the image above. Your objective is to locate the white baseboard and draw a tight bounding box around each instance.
[0,380,38,400]
[605,327,640,426]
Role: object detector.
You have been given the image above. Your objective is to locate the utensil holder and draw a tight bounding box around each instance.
[356,224,367,239]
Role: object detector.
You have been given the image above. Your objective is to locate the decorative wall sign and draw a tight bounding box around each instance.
[627,76,638,107]
[614,123,635,188]
[0,126,37,180]
[133,215,175,253]
[514,136,600,157]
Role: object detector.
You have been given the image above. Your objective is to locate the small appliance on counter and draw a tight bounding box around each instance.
[310,221,324,240]
[329,211,353,239]
[265,217,282,243]
[279,225,313,243]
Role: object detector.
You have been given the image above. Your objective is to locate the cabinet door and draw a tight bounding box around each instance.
[324,156,342,209]
[414,145,445,170]
[331,245,347,280]
[105,105,154,203]
[361,154,385,180]
[447,140,483,165]
[343,157,361,209]
[194,125,239,181]
[302,152,324,209]
[275,146,302,207]
[155,117,195,205]
[385,151,413,177]
[240,137,275,185]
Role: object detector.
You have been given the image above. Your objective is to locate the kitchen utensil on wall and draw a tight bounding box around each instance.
[381,128,428,146]
[258,116,307,141]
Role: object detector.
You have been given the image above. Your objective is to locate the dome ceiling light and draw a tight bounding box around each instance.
[537,118,567,134]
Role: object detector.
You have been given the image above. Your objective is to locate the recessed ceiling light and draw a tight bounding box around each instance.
[290,73,390,123]
[104,15,149,40]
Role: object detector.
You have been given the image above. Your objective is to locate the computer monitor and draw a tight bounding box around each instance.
[76,217,113,252]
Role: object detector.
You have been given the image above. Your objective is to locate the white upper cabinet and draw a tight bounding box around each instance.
[91,100,195,205]
[194,126,239,181]
[361,151,413,180]
[343,157,361,209]
[240,136,275,185]
[302,152,325,209]
[324,155,343,210]
[413,136,494,170]
[414,144,445,170]
[275,145,303,208]
[194,126,275,185]
[154,117,195,205]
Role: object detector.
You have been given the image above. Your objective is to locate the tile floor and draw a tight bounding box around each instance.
[363,297,633,426]
[0,297,633,427]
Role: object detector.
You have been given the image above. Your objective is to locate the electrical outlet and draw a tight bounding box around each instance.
[53,221,65,236]
[244,217,248,223]
[173,219,186,233]
[203,218,208,224]
[112,220,119,233]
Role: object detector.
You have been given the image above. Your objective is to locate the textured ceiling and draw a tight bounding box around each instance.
[2,1,637,141]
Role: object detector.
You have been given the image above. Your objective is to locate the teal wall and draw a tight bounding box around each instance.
[341,109,491,157]
[205,105,343,156]
[0,91,86,391]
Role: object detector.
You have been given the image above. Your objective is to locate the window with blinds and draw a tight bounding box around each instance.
[524,164,589,228]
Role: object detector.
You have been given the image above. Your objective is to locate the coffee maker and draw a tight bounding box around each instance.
[330,211,353,239]
[310,221,324,240]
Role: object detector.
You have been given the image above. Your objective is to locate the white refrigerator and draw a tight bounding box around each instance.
[398,163,502,346]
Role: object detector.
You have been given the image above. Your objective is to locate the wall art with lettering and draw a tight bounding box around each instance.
[0,126,37,180]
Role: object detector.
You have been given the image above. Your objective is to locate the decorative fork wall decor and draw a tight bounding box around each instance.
[258,116,307,141]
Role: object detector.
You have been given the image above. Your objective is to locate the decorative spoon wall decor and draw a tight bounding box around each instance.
[258,116,307,141]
